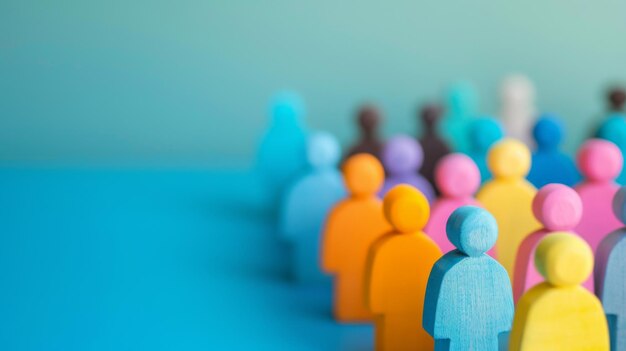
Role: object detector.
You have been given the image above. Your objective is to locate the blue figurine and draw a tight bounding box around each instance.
[467,117,504,183]
[527,115,581,187]
[257,91,308,208]
[280,131,346,285]
[596,186,626,350]
[441,82,479,153]
[380,135,435,202]
[598,115,626,185]
[423,206,514,351]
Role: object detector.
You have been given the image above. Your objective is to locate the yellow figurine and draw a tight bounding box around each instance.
[509,232,610,351]
[476,138,540,278]
[365,185,441,350]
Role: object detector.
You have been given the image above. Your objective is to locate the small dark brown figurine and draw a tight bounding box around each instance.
[608,87,626,112]
[344,105,384,163]
[418,104,450,194]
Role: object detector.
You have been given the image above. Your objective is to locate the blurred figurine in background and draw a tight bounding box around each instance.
[500,74,536,146]
[597,87,626,185]
[280,132,345,285]
[257,91,308,210]
[380,135,435,202]
[417,104,450,194]
[467,117,504,183]
[527,115,580,188]
[344,105,384,164]
[441,82,479,154]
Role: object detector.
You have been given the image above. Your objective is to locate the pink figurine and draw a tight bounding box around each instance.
[425,153,482,253]
[575,139,623,252]
[513,184,585,302]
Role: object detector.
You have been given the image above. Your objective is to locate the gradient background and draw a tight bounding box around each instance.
[2,1,626,168]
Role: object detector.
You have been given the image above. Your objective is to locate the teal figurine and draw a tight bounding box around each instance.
[441,82,479,153]
[467,117,504,183]
[595,186,626,350]
[423,206,514,351]
[598,115,626,185]
[280,131,345,284]
[527,115,581,187]
[257,91,308,208]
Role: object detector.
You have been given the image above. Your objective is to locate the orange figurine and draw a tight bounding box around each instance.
[321,153,390,322]
[365,184,442,350]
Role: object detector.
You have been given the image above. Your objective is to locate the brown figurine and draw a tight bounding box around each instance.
[608,87,626,112]
[344,105,384,163]
[418,104,450,194]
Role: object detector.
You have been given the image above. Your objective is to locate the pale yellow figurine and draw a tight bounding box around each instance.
[476,138,540,278]
[509,232,610,351]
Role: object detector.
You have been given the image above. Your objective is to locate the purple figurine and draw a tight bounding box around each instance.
[380,135,436,202]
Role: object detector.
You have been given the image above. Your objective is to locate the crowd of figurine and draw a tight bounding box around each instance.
[256,77,626,351]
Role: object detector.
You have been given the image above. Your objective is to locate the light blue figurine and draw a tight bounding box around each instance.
[527,115,581,188]
[380,135,435,203]
[423,206,514,351]
[598,115,626,185]
[441,82,479,153]
[257,91,308,208]
[280,131,346,285]
[467,117,504,183]
[595,186,626,351]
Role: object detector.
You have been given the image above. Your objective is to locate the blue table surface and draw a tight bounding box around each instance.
[0,168,372,350]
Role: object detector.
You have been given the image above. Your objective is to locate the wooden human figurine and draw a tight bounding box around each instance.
[344,105,384,164]
[257,91,308,208]
[476,139,540,278]
[500,74,536,146]
[424,153,482,253]
[417,104,451,193]
[575,139,623,252]
[321,153,390,322]
[527,115,580,188]
[597,116,626,185]
[365,185,442,351]
[380,135,435,202]
[280,131,346,285]
[608,87,626,113]
[441,82,479,154]
[512,184,585,302]
[423,206,514,351]
[595,186,626,351]
[467,117,504,183]
[590,87,626,139]
[510,233,610,351]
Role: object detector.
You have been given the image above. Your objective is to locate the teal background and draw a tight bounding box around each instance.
[2,1,626,167]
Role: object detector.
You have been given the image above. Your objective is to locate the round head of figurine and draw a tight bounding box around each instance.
[608,87,626,111]
[435,153,480,198]
[447,82,478,116]
[383,185,430,233]
[357,105,381,135]
[501,74,535,104]
[446,206,498,257]
[307,132,341,169]
[532,184,582,231]
[382,135,423,175]
[535,232,593,287]
[533,115,563,150]
[469,117,504,152]
[420,104,443,130]
[270,91,305,125]
[343,153,384,197]
[612,186,626,225]
[577,139,623,182]
[487,139,532,179]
